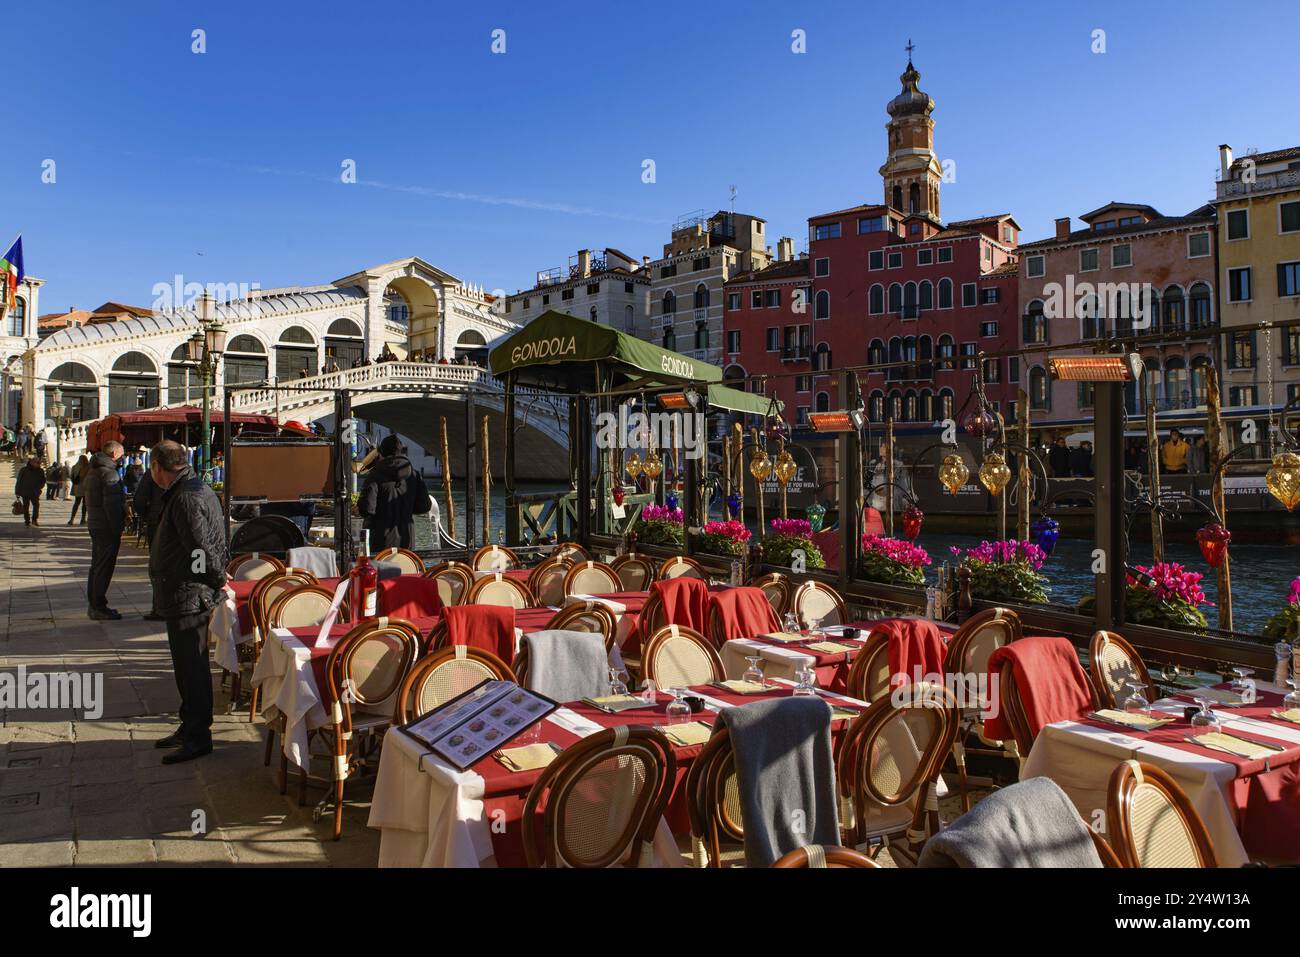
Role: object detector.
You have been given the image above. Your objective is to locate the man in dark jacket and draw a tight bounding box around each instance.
[134,470,166,621]
[358,434,432,551]
[1047,436,1071,478]
[83,441,126,619]
[148,440,228,763]
[15,456,45,526]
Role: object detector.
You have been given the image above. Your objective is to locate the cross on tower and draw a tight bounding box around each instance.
[905,39,915,62]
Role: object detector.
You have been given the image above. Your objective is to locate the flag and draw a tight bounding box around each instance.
[1,237,24,309]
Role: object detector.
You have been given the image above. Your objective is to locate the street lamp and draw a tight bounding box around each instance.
[49,386,65,466]
[192,293,226,482]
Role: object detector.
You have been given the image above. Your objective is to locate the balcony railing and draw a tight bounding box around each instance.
[781,345,811,362]
[1216,168,1300,199]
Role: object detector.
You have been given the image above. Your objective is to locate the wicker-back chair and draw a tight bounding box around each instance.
[226,552,285,581]
[562,560,622,597]
[467,573,535,609]
[790,580,847,629]
[771,845,881,868]
[266,585,337,631]
[395,646,514,724]
[845,631,893,705]
[471,544,520,571]
[685,727,743,867]
[1106,760,1217,868]
[527,555,573,607]
[641,624,724,688]
[374,546,426,575]
[424,562,475,607]
[1089,630,1156,709]
[246,570,320,720]
[996,643,1097,759]
[836,682,958,865]
[551,541,590,562]
[658,555,705,580]
[521,726,676,868]
[544,601,618,652]
[610,553,656,591]
[750,572,793,618]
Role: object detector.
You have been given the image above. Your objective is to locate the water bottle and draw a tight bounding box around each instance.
[730,559,742,586]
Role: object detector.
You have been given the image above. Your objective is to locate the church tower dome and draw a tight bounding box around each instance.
[879,43,943,222]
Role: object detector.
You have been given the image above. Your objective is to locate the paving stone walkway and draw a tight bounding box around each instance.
[0,458,379,866]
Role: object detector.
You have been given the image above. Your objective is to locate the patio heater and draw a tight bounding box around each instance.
[1048,353,1143,630]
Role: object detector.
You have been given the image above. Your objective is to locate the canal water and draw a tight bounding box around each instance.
[409,482,1294,634]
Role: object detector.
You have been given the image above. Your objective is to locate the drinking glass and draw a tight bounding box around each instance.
[1231,667,1253,693]
[608,667,628,697]
[1120,680,1149,717]
[1284,678,1300,708]
[742,655,766,688]
[783,611,801,635]
[1189,696,1221,735]
[793,664,816,696]
[665,687,692,723]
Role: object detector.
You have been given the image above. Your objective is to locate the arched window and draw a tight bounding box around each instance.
[590,305,598,323]
[694,283,709,310]
[909,183,920,214]
[815,391,830,413]
[324,317,363,367]
[888,390,903,421]
[624,304,634,332]
[939,389,955,420]
[937,278,953,309]
[225,334,269,386]
[918,335,934,379]
[327,317,363,337]
[892,185,903,210]
[7,296,25,337]
[919,280,933,311]
[1079,294,1101,339]
[1162,285,1185,333]
[887,337,903,382]
[662,291,676,315]
[814,290,830,320]
[276,325,318,379]
[902,336,918,379]
[903,282,918,318]
[279,326,315,345]
[868,390,885,422]
[868,339,885,367]
[888,283,903,313]
[869,284,884,315]
[109,351,160,413]
[1029,366,1050,410]
[227,334,266,353]
[918,389,933,422]
[1189,283,1212,330]
[47,361,99,421]
[814,341,831,372]
[1164,356,1190,409]
[937,334,955,371]
[1190,355,1212,405]
[168,344,199,403]
[903,390,917,421]
[1023,298,1047,344]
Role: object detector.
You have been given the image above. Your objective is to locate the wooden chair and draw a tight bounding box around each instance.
[321,620,420,839]
[266,585,337,632]
[996,643,1098,759]
[424,562,475,607]
[467,573,535,609]
[226,552,284,581]
[374,546,426,575]
[685,727,744,867]
[527,555,573,607]
[395,646,514,723]
[641,624,724,687]
[772,845,881,868]
[610,553,656,591]
[750,572,792,618]
[551,541,589,562]
[1089,630,1156,709]
[471,544,520,571]
[703,592,779,651]
[790,580,847,629]
[544,601,618,653]
[845,631,893,705]
[658,555,705,580]
[562,560,622,597]
[246,570,319,721]
[521,726,676,868]
[1107,760,1217,868]
[943,607,1022,810]
[836,682,958,865]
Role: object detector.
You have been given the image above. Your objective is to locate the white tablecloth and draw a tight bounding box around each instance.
[719,638,816,683]
[249,628,329,769]
[208,586,248,673]
[1022,682,1300,867]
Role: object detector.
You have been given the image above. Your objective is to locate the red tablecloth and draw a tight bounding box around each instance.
[286,617,441,691]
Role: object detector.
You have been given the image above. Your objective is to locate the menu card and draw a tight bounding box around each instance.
[399,679,558,770]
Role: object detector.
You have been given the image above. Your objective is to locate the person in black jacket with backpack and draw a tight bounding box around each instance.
[83,441,126,619]
[148,440,228,763]
[357,434,432,551]
[15,456,45,526]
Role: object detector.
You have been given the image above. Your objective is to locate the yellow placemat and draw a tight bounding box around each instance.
[587,694,643,707]
[1090,709,1176,731]
[661,721,714,747]
[806,641,856,654]
[760,631,807,644]
[496,743,559,772]
[713,680,768,695]
[1191,732,1279,760]
[1269,708,1300,725]
[830,706,863,722]
[1189,687,1248,707]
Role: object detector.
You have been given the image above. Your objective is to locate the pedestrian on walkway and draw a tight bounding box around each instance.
[58,460,71,500]
[44,461,60,499]
[16,426,29,458]
[15,456,45,526]
[67,453,89,525]
[148,440,228,764]
[357,434,432,550]
[84,440,126,620]
[34,428,48,465]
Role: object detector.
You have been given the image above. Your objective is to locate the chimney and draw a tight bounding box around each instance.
[577,249,591,278]
[642,255,650,268]
[776,237,794,262]
[1219,143,1233,180]
[1054,217,1072,240]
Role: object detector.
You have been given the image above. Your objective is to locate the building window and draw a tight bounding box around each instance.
[868,250,884,271]
[1188,232,1211,258]
[814,223,841,240]
[814,257,830,277]
[590,305,598,322]
[624,305,634,331]
[919,280,933,310]
[662,291,676,314]
[983,358,1001,384]
[694,284,709,310]
[1026,255,1045,278]
[887,252,902,269]
[795,376,811,393]
[814,290,830,320]
[1278,261,1300,298]
[1188,283,1212,329]
[6,296,24,337]
[751,291,763,308]
[937,247,952,263]
[936,336,955,371]
[858,216,886,234]
[980,320,999,337]
[797,406,810,426]
[725,330,740,355]
[1228,267,1252,302]
[694,324,708,350]
[693,256,710,271]
[542,294,550,305]
[624,282,635,293]
[1228,331,1255,369]
[980,287,1000,305]
[1078,382,1096,409]
[662,328,676,351]
[727,292,741,310]
[764,289,781,308]
[869,284,884,315]
[766,328,779,351]
[1023,300,1047,344]
[587,283,600,295]
[961,283,977,307]
[1009,356,1020,383]
[661,263,677,278]
[1080,248,1099,272]
[937,278,953,309]
[1112,244,1132,268]
[888,283,903,312]
[917,249,933,266]
[1229,386,1257,406]
[959,342,977,370]
[1029,367,1050,410]
[1226,208,1249,241]
[1282,201,1300,234]
[561,288,575,301]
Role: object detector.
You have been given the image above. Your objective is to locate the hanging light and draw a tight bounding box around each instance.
[749,449,772,481]
[962,409,996,438]
[807,502,826,533]
[624,452,642,479]
[665,491,679,510]
[773,450,797,486]
[612,486,626,507]
[1030,516,1061,555]
[1195,522,1231,568]
[901,505,924,540]
[939,453,969,495]
[979,452,1012,496]
[726,492,742,518]
[1266,451,1300,511]
[642,449,664,479]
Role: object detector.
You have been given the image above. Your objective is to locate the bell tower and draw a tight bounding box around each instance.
[879,43,942,222]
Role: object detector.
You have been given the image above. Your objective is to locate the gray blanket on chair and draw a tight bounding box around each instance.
[715,696,840,867]
[522,630,609,703]
[917,777,1102,868]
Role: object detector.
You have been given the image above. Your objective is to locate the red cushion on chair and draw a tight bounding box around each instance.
[709,587,780,644]
[652,577,710,632]
[379,576,444,621]
[444,605,516,664]
[983,636,1091,742]
[871,617,949,690]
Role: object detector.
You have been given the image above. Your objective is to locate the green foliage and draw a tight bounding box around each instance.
[762,534,825,570]
[1263,603,1300,641]
[858,551,925,586]
[962,558,1050,604]
[634,518,685,547]
[696,532,745,556]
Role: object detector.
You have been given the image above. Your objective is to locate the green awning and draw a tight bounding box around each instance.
[489,310,723,388]
[707,383,783,416]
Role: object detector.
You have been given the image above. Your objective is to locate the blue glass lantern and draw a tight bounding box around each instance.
[1031,517,1061,556]
[665,492,679,510]
[726,493,742,518]
[807,503,827,533]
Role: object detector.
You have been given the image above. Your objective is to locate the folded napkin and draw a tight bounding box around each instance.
[1192,731,1281,760]
[761,631,808,644]
[871,616,948,690]
[983,637,1092,742]
[1188,687,1248,707]
[496,743,559,772]
[708,587,780,643]
[567,593,627,615]
[1090,709,1175,731]
[1270,708,1300,725]
[713,679,768,695]
[444,605,516,663]
[653,577,710,632]
[806,641,856,655]
[522,629,608,703]
[660,721,714,747]
[547,707,604,738]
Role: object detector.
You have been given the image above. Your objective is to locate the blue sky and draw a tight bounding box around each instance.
[4,0,1297,313]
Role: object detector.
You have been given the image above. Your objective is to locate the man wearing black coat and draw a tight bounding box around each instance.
[358,435,432,550]
[148,441,228,763]
[83,441,126,619]
[14,456,45,526]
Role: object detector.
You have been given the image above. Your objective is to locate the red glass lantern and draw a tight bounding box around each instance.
[962,409,996,438]
[901,505,924,541]
[612,486,626,507]
[1195,523,1231,568]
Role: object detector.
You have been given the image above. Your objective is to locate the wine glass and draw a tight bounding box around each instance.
[1120,680,1149,718]
[608,667,628,697]
[1231,667,1253,693]
[743,655,766,688]
[1284,678,1300,709]
[793,664,816,696]
[665,687,692,724]
[783,611,801,635]
[1189,696,1221,735]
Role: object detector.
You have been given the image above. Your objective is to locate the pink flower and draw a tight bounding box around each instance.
[1287,576,1300,606]
[1134,562,1212,607]
[770,518,813,539]
[950,539,1046,571]
[641,504,683,524]
[702,520,752,542]
[861,535,931,569]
